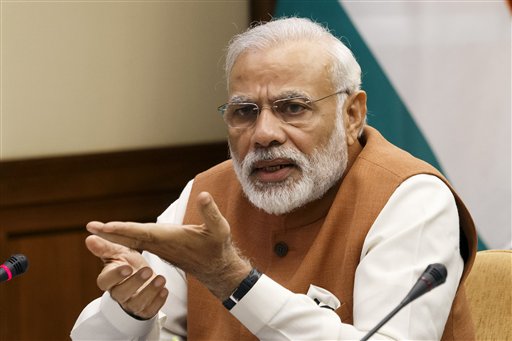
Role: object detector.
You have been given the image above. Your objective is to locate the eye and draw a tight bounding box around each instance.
[231,104,258,118]
[275,99,311,116]
[226,104,259,126]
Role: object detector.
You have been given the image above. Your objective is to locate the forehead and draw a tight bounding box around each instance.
[228,40,335,98]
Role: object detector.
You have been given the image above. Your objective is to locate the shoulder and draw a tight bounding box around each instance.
[357,126,442,181]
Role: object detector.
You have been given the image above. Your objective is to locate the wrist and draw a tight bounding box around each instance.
[197,248,252,300]
[222,268,262,310]
[209,259,252,300]
[121,305,151,321]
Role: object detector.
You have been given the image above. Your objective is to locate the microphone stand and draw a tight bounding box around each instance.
[360,299,409,341]
[359,263,447,341]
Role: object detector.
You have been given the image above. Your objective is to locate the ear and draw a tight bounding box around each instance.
[343,90,367,145]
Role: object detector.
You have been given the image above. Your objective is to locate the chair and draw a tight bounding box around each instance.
[465,249,512,341]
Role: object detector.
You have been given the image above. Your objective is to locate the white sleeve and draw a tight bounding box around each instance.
[231,174,464,341]
[71,180,194,341]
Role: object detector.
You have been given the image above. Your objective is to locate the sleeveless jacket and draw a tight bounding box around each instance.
[182,126,477,340]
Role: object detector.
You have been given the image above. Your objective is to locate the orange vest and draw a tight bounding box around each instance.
[183,126,477,340]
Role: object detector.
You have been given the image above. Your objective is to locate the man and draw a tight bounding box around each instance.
[72,17,476,340]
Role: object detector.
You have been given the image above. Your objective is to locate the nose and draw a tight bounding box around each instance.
[250,106,287,148]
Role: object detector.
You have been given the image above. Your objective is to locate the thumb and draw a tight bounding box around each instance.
[85,234,127,260]
[197,192,230,237]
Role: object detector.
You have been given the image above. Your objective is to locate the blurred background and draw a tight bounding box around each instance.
[0,1,509,340]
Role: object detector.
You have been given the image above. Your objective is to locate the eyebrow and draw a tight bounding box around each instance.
[273,90,310,101]
[228,95,253,104]
[229,90,311,104]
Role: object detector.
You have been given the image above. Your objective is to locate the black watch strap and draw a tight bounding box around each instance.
[222,268,262,310]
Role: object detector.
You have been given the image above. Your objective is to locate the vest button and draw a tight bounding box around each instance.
[274,242,289,257]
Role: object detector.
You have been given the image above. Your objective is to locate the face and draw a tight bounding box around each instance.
[227,41,360,215]
[228,41,338,169]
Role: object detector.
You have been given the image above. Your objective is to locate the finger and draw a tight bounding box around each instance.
[110,267,153,303]
[86,221,106,233]
[85,235,130,260]
[96,264,134,291]
[87,221,155,251]
[136,287,169,320]
[196,192,230,237]
[122,275,168,319]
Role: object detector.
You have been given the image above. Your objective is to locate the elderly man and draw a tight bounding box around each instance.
[72,17,476,340]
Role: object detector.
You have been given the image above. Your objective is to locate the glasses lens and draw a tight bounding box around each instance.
[225,103,259,128]
[273,98,313,123]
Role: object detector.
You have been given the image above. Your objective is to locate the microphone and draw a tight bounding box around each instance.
[360,263,447,341]
[0,254,29,283]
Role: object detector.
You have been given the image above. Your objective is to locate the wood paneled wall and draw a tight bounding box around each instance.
[0,142,228,340]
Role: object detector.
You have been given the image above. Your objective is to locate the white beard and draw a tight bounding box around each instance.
[230,116,348,215]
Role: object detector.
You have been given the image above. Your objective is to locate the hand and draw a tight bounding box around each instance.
[86,192,252,300]
[85,234,168,319]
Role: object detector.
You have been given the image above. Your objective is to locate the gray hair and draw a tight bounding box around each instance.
[225,17,362,94]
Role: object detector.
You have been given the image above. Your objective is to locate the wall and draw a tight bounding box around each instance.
[0,2,248,339]
[1,0,249,160]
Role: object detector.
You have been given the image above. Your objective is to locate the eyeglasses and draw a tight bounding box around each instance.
[217,89,349,129]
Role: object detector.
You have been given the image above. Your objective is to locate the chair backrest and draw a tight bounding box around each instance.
[464,249,512,341]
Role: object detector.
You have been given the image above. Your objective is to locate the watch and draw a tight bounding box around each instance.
[222,268,262,310]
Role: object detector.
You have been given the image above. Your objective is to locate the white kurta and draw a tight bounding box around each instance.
[71,174,463,341]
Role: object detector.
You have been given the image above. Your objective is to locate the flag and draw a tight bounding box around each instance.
[275,0,511,250]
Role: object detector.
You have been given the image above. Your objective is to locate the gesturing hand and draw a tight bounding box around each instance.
[85,235,168,319]
[86,192,251,300]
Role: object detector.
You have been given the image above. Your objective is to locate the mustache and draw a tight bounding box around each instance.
[240,146,308,172]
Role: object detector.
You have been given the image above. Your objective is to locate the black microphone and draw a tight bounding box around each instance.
[0,254,29,283]
[360,263,447,341]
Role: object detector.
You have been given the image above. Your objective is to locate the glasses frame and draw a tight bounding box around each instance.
[217,89,350,129]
